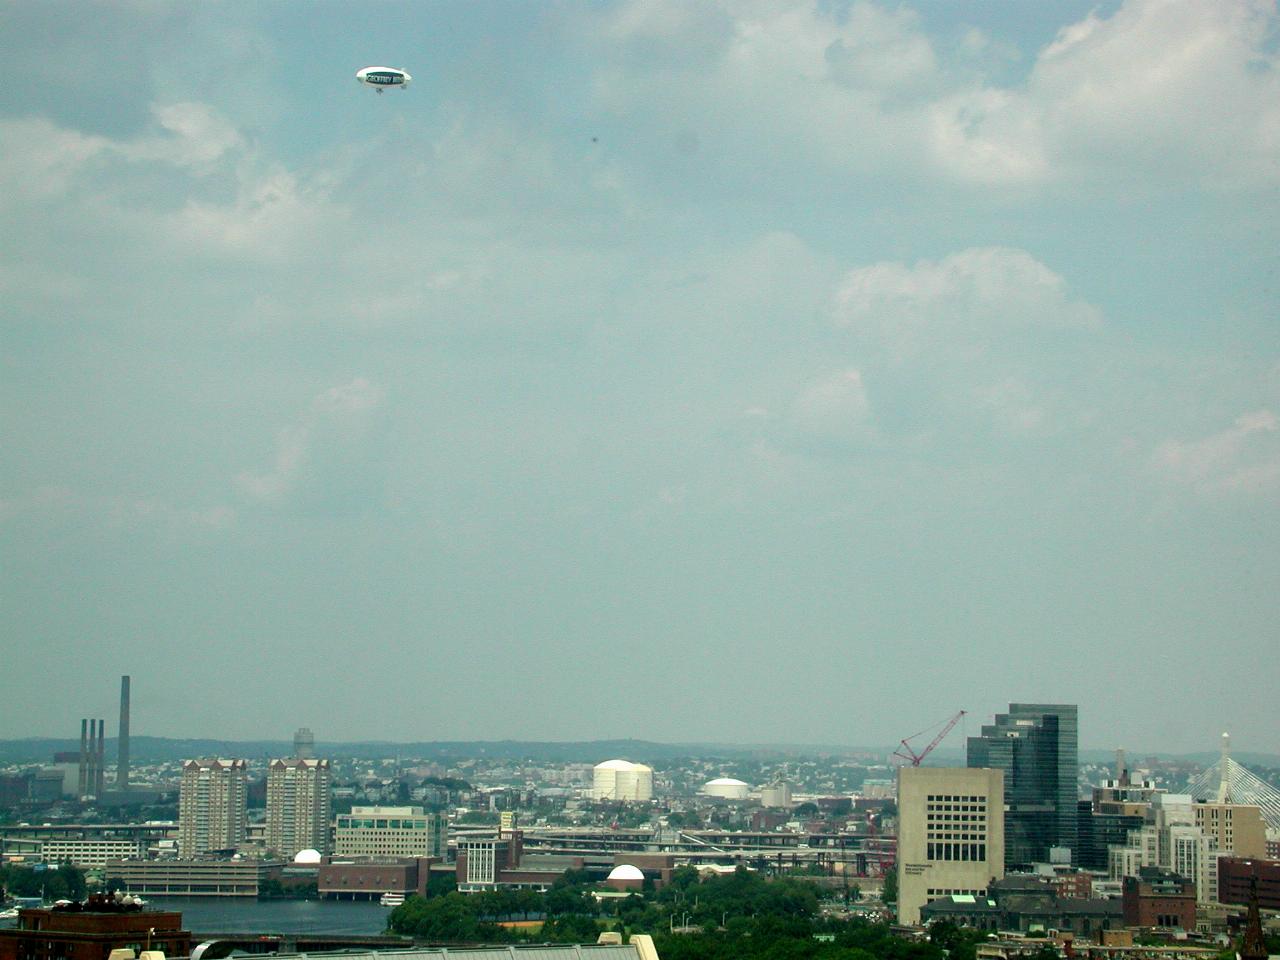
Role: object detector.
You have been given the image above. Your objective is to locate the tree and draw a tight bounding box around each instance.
[425,873,458,898]
[881,869,898,905]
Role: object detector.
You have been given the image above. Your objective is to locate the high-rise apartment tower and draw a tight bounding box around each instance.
[265,757,332,858]
[178,759,248,857]
[967,703,1078,868]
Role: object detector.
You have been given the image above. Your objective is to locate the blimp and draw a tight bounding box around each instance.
[356,66,412,92]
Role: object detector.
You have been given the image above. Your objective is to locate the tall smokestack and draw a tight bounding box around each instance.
[87,719,97,797]
[117,675,131,789]
[79,719,89,797]
[96,718,105,797]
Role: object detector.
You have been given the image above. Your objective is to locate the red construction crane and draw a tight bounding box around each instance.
[893,710,967,766]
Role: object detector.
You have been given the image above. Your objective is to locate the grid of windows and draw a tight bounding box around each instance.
[925,793,989,862]
[334,807,445,858]
[966,704,1078,869]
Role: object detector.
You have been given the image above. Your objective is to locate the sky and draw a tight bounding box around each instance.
[2,0,1278,755]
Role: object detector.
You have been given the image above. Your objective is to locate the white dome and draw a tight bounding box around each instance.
[607,864,645,881]
[293,848,322,864]
[702,777,750,800]
[596,759,636,771]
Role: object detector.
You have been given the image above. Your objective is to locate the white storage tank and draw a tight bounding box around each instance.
[592,759,654,801]
[702,777,750,800]
[593,759,632,800]
[631,763,654,801]
[760,780,793,808]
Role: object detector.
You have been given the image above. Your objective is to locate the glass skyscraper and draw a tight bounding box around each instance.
[967,703,1078,868]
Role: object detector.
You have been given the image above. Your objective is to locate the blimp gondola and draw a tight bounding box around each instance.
[356,66,412,93]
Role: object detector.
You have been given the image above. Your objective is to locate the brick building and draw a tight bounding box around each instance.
[0,899,191,960]
[1217,857,1280,912]
[318,858,439,900]
[1121,868,1196,930]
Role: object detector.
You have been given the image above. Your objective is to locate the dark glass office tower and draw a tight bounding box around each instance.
[967,703,1078,868]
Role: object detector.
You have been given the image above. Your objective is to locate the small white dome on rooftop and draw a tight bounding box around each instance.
[607,864,645,881]
[707,778,747,786]
[294,848,322,864]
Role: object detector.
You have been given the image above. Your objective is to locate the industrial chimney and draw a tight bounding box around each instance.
[95,718,105,797]
[117,675,131,789]
[79,718,89,797]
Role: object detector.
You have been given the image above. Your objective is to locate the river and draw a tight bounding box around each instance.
[148,898,395,937]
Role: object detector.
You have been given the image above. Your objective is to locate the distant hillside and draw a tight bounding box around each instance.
[0,737,869,764]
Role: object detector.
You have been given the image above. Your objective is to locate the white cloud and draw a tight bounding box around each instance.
[791,368,873,441]
[235,425,309,502]
[0,484,235,530]
[927,88,1046,183]
[0,106,340,263]
[313,378,384,414]
[833,246,1099,354]
[122,102,245,170]
[579,0,1280,187]
[172,167,339,258]
[0,118,108,204]
[973,378,1046,436]
[1154,409,1280,494]
[0,102,243,213]
[236,379,387,509]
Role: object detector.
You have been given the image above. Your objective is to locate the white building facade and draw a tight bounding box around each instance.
[334,805,446,858]
[896,766,1005,926]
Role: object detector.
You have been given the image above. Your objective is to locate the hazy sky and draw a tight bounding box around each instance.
[2,0,1278,754]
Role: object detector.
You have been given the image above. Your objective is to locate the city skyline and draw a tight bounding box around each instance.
[3,0,1278,752]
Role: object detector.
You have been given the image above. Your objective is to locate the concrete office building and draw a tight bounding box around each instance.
[107,858,279,897]
[896,766,1005,926]
[1107,794,1219,904]
[334,805,446,859]
[967,703,1078,868]
[454,832,582,892]
[1194,801,1267,859]
[1078,756,1158,871]
[265,758,332,858]
[178,759,247,857]
[33,837,148,869]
